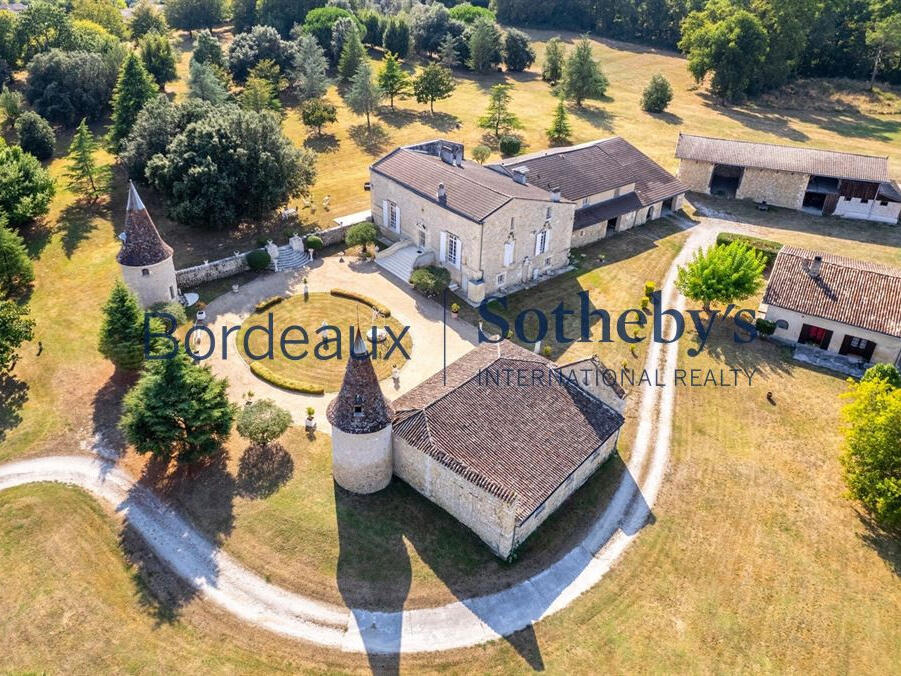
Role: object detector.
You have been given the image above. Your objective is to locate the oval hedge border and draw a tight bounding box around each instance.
[248,360,325,395]
[329,288,391,317]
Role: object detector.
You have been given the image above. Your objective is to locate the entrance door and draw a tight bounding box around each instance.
[799,323,833,349]
[839,334,876,361]
[605,217,617,236]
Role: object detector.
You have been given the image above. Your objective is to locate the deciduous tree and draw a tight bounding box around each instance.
[866,14,901,90]
[344,220,378,252]
[0,300,34,372]
[164,0,225,33]
[237,398,292,446]
[471,144,490,164]
[675,242,766,310]
[0,139,55,227]
[300,97,337,135]
[14,111,55,161]
[0,216,34,297]
[26,49,121,125]
[413,63,455,113]
[241,74,281,113]
[542,36,564,83]
[71,0,126,39]
[129,0,168,40]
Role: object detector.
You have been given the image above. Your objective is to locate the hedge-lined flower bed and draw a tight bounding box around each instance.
[715,232,783,266]
[329,288,391,317]
[249,361,325,395]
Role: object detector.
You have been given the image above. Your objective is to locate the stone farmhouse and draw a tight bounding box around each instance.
[675,133,901,224]
[328,337,627,559]
[759,246,901,368]
[369,138,685,305]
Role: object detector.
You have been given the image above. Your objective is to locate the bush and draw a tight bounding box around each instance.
[345,221,378,251]
[498,135,521,156]
[0,139,55,227]
[755,318,777,336]
[249,361,325,394]
[641,73,673,113]
[15,111,55,160]
[861,363,901,388]
[450,302,460,313]
[329,288,391,316]
[410,265,450,296]
[151,300,188,326]
[246,249,272,270]
[305,234,323,250]
[542,345,552,357]
[503,28,535,72]
[471,144,490,164]
[715,232,783,267]
[254,295,284,312]
[643,281,655,297]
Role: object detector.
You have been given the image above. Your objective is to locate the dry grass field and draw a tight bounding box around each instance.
[1,22,901,673]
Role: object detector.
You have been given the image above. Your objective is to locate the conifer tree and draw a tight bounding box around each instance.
[338,28,366,82]
[98,281,146,371]
[65,118,108,200]
[0,215,34,297]
[561,36,608,107]
[377,52,410,108]
[546,97,571,145]
[467,18,503,73]
[187,59,228,103]
[139,32,177,87]
[120,350,236,463]
[542,36,564,84]
[346,60,382,130]
[291,33,329,99]
[241,75,282,114]
[477,83,522,139]
[438,33,459,68]
[109,52,158,149]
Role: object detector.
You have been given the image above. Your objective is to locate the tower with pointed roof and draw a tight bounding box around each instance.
[327,329,394,494]
[118,181,177,307]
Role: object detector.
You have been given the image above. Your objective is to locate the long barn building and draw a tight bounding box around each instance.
[675,134,901,224]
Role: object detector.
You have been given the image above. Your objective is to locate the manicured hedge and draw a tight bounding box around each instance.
[254,296,284,312]
[716,232,783,266]
[249,361,325,395]
[246,248,272,270]
[329,288,391,317]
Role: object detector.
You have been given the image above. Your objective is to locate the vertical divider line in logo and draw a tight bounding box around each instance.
[442,288,447,385]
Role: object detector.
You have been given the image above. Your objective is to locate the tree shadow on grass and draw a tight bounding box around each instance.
[303,133,340,153]
[236,442,295,499]
[348,123,391,155]
[0,372,28,443]
[19,218,54,259]
[59,199,106,258]
[378,106,418,128]
[647,110,683,125]
[570,103,614,131]
[91,370,136,460]
[856,510,901,578]
[418,110,461,132]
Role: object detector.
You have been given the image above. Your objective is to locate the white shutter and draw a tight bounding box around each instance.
[534,231,542,256]
[439,231,447,262]
[503,240,514,266]
[544,229,551,253]
[394,205,401,232]
[382,200,389,228]
[453,238,461,269]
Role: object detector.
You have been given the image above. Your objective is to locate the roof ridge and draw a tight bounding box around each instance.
[779,246,901,278]
[677,133,889,162]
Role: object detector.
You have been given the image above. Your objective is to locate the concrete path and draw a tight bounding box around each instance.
[0,221,724,654]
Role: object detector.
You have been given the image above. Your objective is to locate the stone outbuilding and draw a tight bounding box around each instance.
[759,246,901,368]
[117,181,177,307]
[327,330,395,494]
[675,133,901,224]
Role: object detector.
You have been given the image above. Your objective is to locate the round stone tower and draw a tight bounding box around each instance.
[327,330,394,494]
[117,181,177,308]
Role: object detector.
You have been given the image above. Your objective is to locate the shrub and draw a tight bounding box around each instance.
[755,318,777,336]
[640,296,649,311]
[246,249,272,270]
[151,300,188,326]
[249,361,325,394]
[542,345,552,357]
[644,281,655,297]
[499,135,521,156]
[254,295,284,312]
[236,398,292,445]
[410,265,450,296]
[471,144,490,164]
[305,234,323,250]
[344,221,378,252]
[448,2,494,24]
[329,288,391,316]
[641,73,673,113]
[450,302,460,313]
[715,232,783,267]
[306,405,315,417]
[15,111,55,160]
[861,363,901,388]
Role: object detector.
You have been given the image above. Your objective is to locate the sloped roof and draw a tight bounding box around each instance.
[392,341,625,519]
[117,181,174,267]
[371,147,561,223]
[327,332,394,433]
[763,246,901,337]
[497,137,686,206]
[675,134,890,182]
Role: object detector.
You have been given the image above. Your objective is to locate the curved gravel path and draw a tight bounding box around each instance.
[0,224,715,654]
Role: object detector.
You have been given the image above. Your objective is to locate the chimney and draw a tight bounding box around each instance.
[550,186,561,202]
[513,167,529,185]
[810,255,823,278]
[437,182,447,204]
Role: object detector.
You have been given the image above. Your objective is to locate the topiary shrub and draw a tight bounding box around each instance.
[254,296,284,312]
[755,318,777,336]
[499,135,521,157]
[305,234,324,250]
[249,361,325,394]
[15,111,56,160]
[329,288,391,316]
[410,265,450,297]
[246,248,271,270]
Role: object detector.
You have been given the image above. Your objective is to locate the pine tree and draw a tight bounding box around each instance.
[139,32,177,87]
[0,215,34,297]
[109,52,158,149]
[377,52,410,109]
[65,118,108,199]
[546,97,572,145]
[188,59,228,103]
[467,18,503,73]
[413,63,455,114]
[542,36,564,84]
[291,33,329,100]
[98,281,146,371]
[346,60,383,130]
[338,29,366,82]
[438,33,459,68]
[477,83,522,139]
[120,350,236,463]
[561,36,608,107]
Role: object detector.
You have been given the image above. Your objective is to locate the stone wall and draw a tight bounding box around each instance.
[176,253,250,288]
[736,168,807,209]
[122,256,178,307]
[332,425,394,494]
[762,304,901,365]
[514,433,618,545]
[316,222,355,247]
[677,159,714,193]
[393,437,518,558]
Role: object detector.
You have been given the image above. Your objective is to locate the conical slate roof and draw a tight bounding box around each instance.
[117,181,174,267]
[327,330,393,434]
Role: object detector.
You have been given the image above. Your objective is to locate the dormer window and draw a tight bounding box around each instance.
[353,394,364,418]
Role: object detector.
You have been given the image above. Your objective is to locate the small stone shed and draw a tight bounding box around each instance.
[675,134,901,224]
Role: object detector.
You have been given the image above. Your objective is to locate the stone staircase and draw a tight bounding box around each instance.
[375,243,421,284]
[270,245,311,271]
